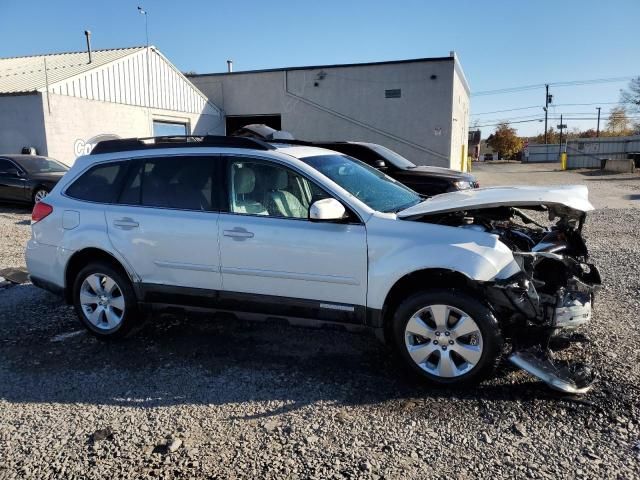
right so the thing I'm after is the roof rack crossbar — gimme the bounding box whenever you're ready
[90,135,275,155]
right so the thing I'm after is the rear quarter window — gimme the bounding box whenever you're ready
[66,162,129,203]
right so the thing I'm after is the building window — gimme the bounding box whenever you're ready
[153,120,188,137]
[385,89,402,99]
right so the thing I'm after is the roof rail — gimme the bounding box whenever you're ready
[267,138,314,146]
[90,135,275,155]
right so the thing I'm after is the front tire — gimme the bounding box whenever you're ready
[72,262,139,339]
[392,289,502,386]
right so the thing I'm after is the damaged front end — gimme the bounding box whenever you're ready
[408,195,601,393]
[485,245,601,394]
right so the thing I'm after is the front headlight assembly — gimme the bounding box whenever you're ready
[453,180,473,190]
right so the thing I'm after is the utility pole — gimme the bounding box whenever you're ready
[596,107,601,137]
[557,114,567,158]
[544,84,550,144]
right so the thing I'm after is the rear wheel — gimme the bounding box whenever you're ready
[72,262,138,339]
[392,289,502,386]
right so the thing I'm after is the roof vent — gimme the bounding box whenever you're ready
[84,30,92,63]
[385,89,401,99]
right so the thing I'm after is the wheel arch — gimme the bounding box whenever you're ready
[64,247,137,304]
[379,268,482,343]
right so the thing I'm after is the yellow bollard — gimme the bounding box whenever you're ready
[560,152,567,171]
[460,145,468,172]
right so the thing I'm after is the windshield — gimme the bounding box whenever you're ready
[361,143,416,169]
[300,154,421,213]
[16,157,68,174]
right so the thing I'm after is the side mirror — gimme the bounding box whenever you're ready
[309,198,347,222]
[373,159,387,169]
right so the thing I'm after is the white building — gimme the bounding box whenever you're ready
[0,46,223,165]
[190,53,470,169]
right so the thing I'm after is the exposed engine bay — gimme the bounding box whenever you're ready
[415,204,602,394]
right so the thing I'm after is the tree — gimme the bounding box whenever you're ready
[578,128,598,138]
[606,106,631,135]
[531,127,559,144]
[486,122,524,159]
[529,126,601,143]
[620,77,640,113]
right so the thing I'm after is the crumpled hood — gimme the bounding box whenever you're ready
[397,185,594,219]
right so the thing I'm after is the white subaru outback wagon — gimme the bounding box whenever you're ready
[26,136,601,393]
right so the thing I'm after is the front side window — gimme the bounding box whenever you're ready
[300,154,421,213]
[126,157,214,211]
[66,162,128,203]
[228,160,327,219]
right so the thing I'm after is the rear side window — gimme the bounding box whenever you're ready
[118,157,215,211]
[66,162,128,203]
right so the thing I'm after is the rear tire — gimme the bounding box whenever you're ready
[72,261,139,339]
[392,289,502,386]
[33,188,49,204]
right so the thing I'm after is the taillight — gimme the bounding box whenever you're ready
[32,201,53,223]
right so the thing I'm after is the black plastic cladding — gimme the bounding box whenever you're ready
[90,136,276,155]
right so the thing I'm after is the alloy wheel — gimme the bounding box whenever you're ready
[404,304,483,378]
[33,189,48,203]
[79,273,126,331]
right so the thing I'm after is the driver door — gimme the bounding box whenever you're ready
[218,155,368,323]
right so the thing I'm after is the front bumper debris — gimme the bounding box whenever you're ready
[509,349,595,394]
[485,262,601,394]
[553,291,591,330]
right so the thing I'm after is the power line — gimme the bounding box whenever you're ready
[471,105,540,116]
[471,101,625,116]
[471,75,635,97]
[474,115,640,128]
[473,118,544,128]
[473,108,635,124]
[554,101,624,107]
[476,113,549,123]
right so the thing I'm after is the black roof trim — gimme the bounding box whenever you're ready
[90,136,275,155]
[268,139,314,147]
[189,57,454,78]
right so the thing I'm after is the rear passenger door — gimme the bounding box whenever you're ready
[105,155,223,296]
[0,158,26,202]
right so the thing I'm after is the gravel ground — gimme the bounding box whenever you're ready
[0,206,31,271]
[1,166,639,479]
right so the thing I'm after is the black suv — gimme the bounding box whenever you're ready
[232,125,478,197]
[313,141,479,196]
[0,154,68,204]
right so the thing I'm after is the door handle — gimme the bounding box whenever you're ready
[223,227,254,240]
[113,218,139,230]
